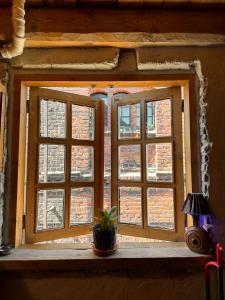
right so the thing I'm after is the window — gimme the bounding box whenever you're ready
[23,85,186,244]
[25,88,104,243]
[111,87,185,241]
[91,93,108,129]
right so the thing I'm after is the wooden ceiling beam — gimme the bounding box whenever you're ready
[20,9,225,34]
[1,8,225,41]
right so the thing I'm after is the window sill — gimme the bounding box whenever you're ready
[0,242,210,273]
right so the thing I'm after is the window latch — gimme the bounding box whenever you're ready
[26,100,29,113]
[22,214,26,229]
[181,99,184,112]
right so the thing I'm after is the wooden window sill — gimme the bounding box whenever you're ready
[0,242,210,272]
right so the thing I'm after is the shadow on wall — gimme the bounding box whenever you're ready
[0,271,206,300]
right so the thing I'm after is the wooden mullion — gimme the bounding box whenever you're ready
[144,137,173,144]
[64,100,71,230]
[93,99,103,219]
[26,87,39,243]
[142,100,148,229]
[146,182,175,189]
[70,181,95,188]
[117,181,143,187]
[98,99,105,210]
[38,137,67,145]
[111,101,118,208]
[71,140,95,146]
[35,182,66,189]
[171,87,185,239]
[117,139,142,145]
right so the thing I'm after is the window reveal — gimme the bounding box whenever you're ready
[25,86,185,243]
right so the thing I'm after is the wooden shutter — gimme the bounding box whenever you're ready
[26,87,104,243]
[111,87,185,241]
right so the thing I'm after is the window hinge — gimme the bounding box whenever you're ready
[26,100,29,113]
[181,99,184,112]
[22,214,26,229]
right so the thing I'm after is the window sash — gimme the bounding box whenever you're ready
[111,87,185,241]
[25,87,104,243]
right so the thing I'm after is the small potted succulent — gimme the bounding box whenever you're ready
[93,206,118,256]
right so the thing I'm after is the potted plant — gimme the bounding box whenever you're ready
[93,206,118,256]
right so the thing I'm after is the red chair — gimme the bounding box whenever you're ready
[205,243,224,300]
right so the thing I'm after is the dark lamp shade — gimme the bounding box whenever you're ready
[182,193,210,216]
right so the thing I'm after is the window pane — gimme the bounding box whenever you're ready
[70,187,94,225]
[146,143,173,182]
[72,105,94,140]
[37,189,64,231]
[119,144,141,181]
[119,187,142,225]
[118,103,141,139]
[147,188,174,230]
[104,183,111,210]
[71,146,94,181]
[38,144,65,183]
[40,99,66,138]
[146,99,171,138]
[91,93,108,129]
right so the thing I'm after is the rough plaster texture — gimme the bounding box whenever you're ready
[136,47,225,249]
[2,46,225,299]
[136,53,212,198]
[0,271,206,300]
[11,48,120,69]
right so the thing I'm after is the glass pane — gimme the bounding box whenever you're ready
[71,146,94,181]
[91,93,108,129]
[104,183,111,210]
[72,105,94,140]
[119,187,142,225]
[70,187,94,225]
[37,189,64,231]
[147,188,174,230]
[119,144,141,181]
[39,144,65,183]
[118,103,141,139]
[40,99,66,138]
[146,143,173,182]
[146,99,171,138]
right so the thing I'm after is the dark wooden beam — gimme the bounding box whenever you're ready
[1,9,225,40]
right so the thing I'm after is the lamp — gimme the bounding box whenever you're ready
[182,193,212,254]
[182,193,211,226]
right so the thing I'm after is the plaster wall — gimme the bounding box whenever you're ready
[0,270,206,300]
[0,62,8,246]
[5,46,225,245]
[1,46,225,300]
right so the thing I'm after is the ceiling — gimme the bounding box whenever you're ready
[1,0,225,9]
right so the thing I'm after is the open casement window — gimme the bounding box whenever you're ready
[26,88,104,243]
[111,87,185,241]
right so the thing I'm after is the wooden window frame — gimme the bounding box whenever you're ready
[26,87,104,243]
[8,73,199,247]
[0,82,6,172]
[112,87,184,241]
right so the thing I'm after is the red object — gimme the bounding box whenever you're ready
[205,243,224,300]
